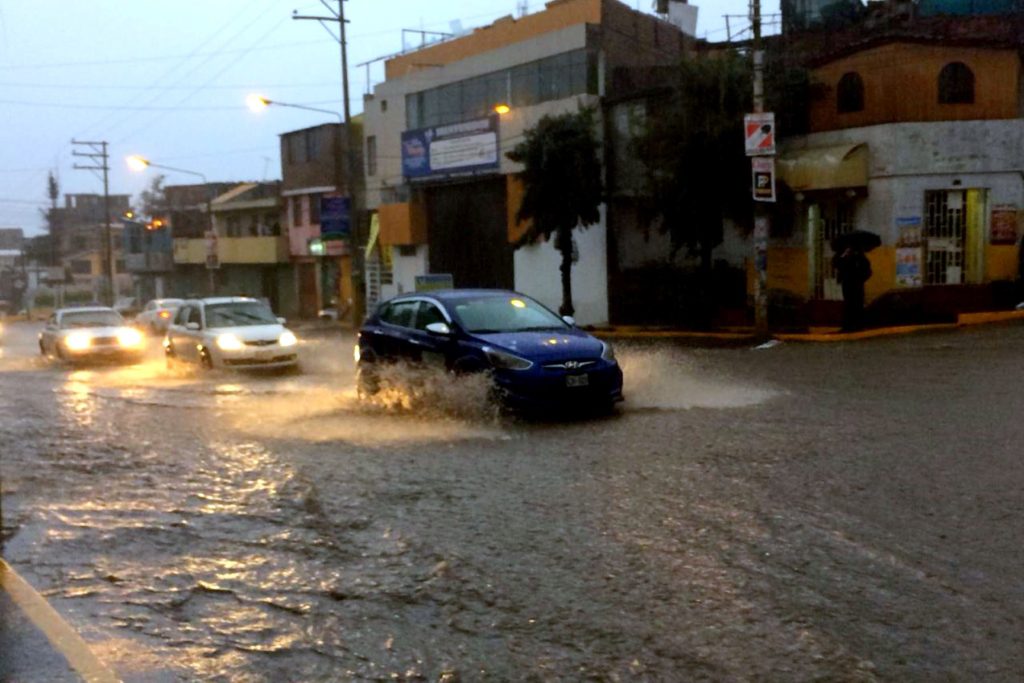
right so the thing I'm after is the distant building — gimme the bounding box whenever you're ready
[772,3,1024,323]
[362,0,693,325]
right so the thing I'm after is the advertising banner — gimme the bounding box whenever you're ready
[990,204,1018,245]
[751,157,776,203]
[402,116,499,180]
[896,247,923,287]
[320,196,351,239]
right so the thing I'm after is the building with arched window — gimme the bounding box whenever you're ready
[770,7,1024,325]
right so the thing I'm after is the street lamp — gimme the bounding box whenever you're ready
[127,155,217,295]
[247,94,356,324]
[246,94,343,123]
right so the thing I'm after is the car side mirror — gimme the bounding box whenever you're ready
[185,322,200,331]
[277,317,286,325]
[425,322,452,336]
[562,315,576,327]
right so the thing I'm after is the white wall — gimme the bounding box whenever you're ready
[381,244,430,301]
[514,207,609,326]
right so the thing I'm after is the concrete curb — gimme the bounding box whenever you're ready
[591,309,1024,344]
[0,559,120,682]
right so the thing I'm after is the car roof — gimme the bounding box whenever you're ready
[387,289,520,304]
[56,306,117,315]
[183,297,261,306]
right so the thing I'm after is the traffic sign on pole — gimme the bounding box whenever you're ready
[744,112,776,156]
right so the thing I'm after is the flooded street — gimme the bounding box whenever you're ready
[2,321,1024,681]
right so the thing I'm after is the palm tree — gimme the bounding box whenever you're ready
[506,108,603,318]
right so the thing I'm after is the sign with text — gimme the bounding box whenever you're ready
[751,157,776,203]
[402,116,499,180]
[415,273,454,292]
[744,112,775,156]
[320,196,351,239]
[990,205,1018,245]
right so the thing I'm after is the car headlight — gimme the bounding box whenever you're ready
[353,344,361,363]
[117,328,144,348]
[600,341,616,363]
[483,346,533,371]
[216,333,245,351]
[278,331,298,347]
[65,331,92,352]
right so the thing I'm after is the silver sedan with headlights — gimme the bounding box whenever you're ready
[164,297,299,371]
[38,306,146,363]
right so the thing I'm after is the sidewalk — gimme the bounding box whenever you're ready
[0,559,119,682]
[590,309,1024,344]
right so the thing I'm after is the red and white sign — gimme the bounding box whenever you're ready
[744,113,775,156]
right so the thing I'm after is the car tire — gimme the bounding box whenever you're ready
[356,362,379,398]
[453,356,485,375]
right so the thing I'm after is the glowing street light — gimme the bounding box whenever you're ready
[493,103,511,115]
[245,94,342,123]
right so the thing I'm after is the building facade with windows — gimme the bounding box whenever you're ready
[773,9,1024,322]
[362,0,693,325]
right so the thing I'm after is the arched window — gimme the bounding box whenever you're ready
[837,72,865,114]
[938,62,975,104]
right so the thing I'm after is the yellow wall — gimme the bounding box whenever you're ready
[386,0,602,79]
[866,247,896,303]
[378,201,427,246]
[987,244,1020,281]
[173,237,288,265]
[766,247,809,297]
[811,43,1020,132]
[506,175,532,243]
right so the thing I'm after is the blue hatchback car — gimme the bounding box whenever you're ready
[356,289,623,410]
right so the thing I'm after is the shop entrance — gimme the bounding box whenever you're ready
[424,178,514,290]
[809,199,857,300]
[923,189,987,285]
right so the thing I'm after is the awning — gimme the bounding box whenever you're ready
[776,143,868,192]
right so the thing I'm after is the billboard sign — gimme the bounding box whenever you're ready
[402,116,499,180]
[320,196,351,239]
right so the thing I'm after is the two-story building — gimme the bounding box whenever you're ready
[773,3,1024,323]
[362,0,694,325]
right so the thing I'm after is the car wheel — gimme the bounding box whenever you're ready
[453,356,485,375]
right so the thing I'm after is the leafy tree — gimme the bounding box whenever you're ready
[37,170,61,265]
[139,174,168,217]
[506,108,603,317]
[635,52,752,272]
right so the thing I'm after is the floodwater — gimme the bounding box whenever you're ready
[2,321,1023,681]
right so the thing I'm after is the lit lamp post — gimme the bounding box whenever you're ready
[127,155,217,295]
[248,93,355,323]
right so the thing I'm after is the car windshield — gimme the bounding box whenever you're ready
[61,311,123,328]
[205,302,278,328]
[154,299,183,308]
[451,295,568,334]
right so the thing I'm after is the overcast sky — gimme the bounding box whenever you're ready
[0,0,778,235]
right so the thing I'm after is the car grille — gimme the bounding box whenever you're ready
[224,354,297,366]
[92,337,118,346]
[542,360,597,371]
[244,339,277,347]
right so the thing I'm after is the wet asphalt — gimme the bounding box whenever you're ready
[1,320,1023,682]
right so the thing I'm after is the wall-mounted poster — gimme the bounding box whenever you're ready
[990,205,1018,245]
[896,247,923,287]
[896,216,922,247]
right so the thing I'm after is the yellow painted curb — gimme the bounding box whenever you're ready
[592,330,754,340]
[957,310,1024,326]
[0,559,120,683]
[776,323,958,342]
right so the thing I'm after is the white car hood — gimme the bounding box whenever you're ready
[207,324,286,342]
[58,325,126,338]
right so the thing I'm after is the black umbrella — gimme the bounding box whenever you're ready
[831,230,882,253]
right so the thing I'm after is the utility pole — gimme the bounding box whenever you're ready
[750,0,770,336]
[72,139,115,306]
[293,0,365,326]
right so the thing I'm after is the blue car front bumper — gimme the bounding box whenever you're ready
[492,362,624,409]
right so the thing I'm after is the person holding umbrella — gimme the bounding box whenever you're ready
[832,230,880,332]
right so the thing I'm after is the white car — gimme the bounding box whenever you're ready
[135,298,184,335]
[164,297,299,370]
[38,306,146,363]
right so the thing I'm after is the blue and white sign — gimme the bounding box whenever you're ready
[320,196,351,239]
[402,116,499,180]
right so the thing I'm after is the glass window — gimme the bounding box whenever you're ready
[60,310,124,328]
[366,135,377,176]
[451,295,568,333]
[309,193,322,225]
[174,307,190,326]
[187,306,203,327]
[415,301,446,331]
[461,74,489,121]
[837,72,864,113]
[380,300,418,328]
[422,89,440,128]
[437,82,462,126]
[205,302,278,328]
[511,61,540,107]
[305,128,322,161]
[939,62,974,104]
